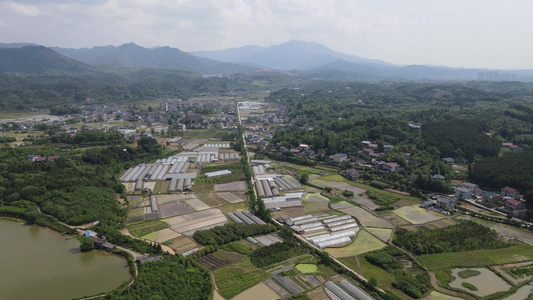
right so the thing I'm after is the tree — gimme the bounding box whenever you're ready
[78,236,95,252]
[299,173,309,184]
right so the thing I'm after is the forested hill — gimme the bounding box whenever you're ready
[54,42,255,75]
[0,46,92,75]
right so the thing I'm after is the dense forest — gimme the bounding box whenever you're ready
[393,221,514,255]
[422,119,501,160]
[0,70,274,110]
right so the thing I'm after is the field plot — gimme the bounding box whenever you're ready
[196,254,231,270]
[326,230,387,258]
[165,235,198,254]
[195,193,225,207]
[160,180,170,193]
[159,202,192,218]
[143,228,181,243]
[303,193,330,212]
[163,208,227,235]
[392,205,443,224]
[157,194,193,205]
[340,206,394,228]
[426,218,458,228]
[217,192,245,203]
[306,287,330,300]
[324,181,366,195]
[423,291,463,300]
[331,201,355,210]
[233,282,280,300]
[186,199,210,211]
[295,264,318,273]
[366,227,393,242]
[143,181,156,191]
[127,220,169,237]
[214,181,246,191]
[214,258,272,299]
[352,195,379,210]
[124,182,135,192]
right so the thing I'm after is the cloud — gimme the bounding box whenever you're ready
[7,2,44,17]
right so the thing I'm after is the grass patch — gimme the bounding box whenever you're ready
[458,269,481,279]
[418,244,533,270]
[358,255,398,293]
[295,264,318,274]
[153,181,162,193]
[461,282,477,291]
[346,181,419,201]
[214,258,271,299]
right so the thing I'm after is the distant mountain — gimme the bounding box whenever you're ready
[54,43,254,75]
[0,46,92,75]
[191,40,391,71]
[0,43,40,48]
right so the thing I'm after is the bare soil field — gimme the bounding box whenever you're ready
[280,207,306,218]
[214,181,246,191]
[124,182,135,192]
[143,181,156,191]
[159,202,192,218]
[164,208,227,235]
[331,201,355,210]
[217,192,245,203]
[196,254,231,270]
[186,198,211,211]
[340,207,394,229]
[233,282,280,300]
[392,205,443,224]
[157,194,197,205]
[352,195,379,210]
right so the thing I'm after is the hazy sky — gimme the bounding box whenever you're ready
[1,0,532,69]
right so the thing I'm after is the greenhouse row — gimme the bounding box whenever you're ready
[226,210,266,225]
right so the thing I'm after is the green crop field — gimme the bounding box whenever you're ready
[418,244,533,270]
[295,264,318,274]
[127,220,169,237]
[214,258,271,299]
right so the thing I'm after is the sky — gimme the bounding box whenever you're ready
[1,0,532,70]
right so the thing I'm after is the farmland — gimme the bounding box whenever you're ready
[326,230,387,257]
[213,258,271,299]
[418,244,533,270]
[340,206,395,228]
[392,205,443,224]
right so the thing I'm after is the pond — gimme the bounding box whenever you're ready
[449,267,512,297]
[0,219,130,300]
